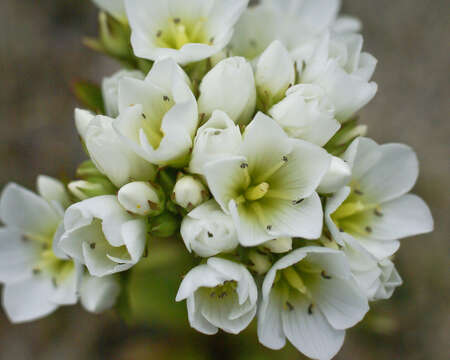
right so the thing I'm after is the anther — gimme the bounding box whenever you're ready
[163,95,170,102]
[240,163,248,169]
[292,199,304,205]
[218,292,227,299]
[142,113,146,119]
[156,30,162,38]
[365,226,373,233]
[286,301,294,311]
[90,243,96,250]
[266,225,272,231]
[52,277,58,288]
[207,232,213,238]
[282,155,288,162]
[32,268,41,275]
[143,247,148,258]
[173,18,181,24]
[374,209,383,217]
[148,200,159,210]
[308,303,314,315]
[354,189,363,195]
[209,37,215,44]
[321,271,332,280]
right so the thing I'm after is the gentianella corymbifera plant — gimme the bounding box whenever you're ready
[0,1,433,359]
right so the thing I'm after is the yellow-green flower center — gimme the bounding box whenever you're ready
[155,17,211,50]
[206,280,238,300]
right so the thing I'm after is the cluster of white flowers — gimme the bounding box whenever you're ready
[0,1,433,359]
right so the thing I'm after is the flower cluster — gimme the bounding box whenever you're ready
[0,1,433,359]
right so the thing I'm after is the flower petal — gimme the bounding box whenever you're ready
[257,289,286,349]
[80,274,121,313]
[37,175,71,209]
[281,293,345,360]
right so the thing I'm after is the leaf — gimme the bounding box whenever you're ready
[72,80,105,114]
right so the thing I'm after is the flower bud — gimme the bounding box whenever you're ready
[325,119,368,156]
[262,237,293,254]
[118,181,165,216]
[317,156,352,194]
[248,250,271,275]
[256,40,295,109]
[102,70,144,118]
[76,160,104,180]
[172,176,209,210]
[198,57,256,125]
[75,108,95,143]
[98,12,132,60]
[68,179,116,201]
[148,212,180,238]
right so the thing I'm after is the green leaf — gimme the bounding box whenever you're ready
[72,80,105,114]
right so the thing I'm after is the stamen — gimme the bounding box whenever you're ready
[90,243,96,249]
[286,301,294,311]
[321,271,332,280]
[374,209,383,217]
[266,225,272,231]
[292,199,304,205]
[156,30,162,38]
[245,182,270,201]
[141,113,146,119]
[283,267,308,295]
[207,232,213,238]
[240,163,248,168]
[32,268,41,275]
[354,189,364,195]
[365,226,373,233]
[254,157,288,183]
[308,303,314,315]
[163,95,170,102]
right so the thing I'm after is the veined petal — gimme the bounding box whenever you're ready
[187,296,218,335]
[0,183,60,239]
[259,192,324,240]
[310,277,369,330]
[343,137,381,180]
[355,237,400,260]
[2,276,58,323]
[257,289,286,349]
[241,112,292,182]
[359,143,419,203]
[203,156,249,212]
[0,228,39,284]
[281,293,345,360]
[176,264,226,301]
[268,140,331,200]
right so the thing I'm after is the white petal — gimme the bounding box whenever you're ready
[37,175,71,209]
[256,40,295,101]
[2,276,58,323]
[74,108,95,142]
[198,57,256,125]
[176,264,225,301]
[359,143,419,203]
[82,241,132,277]
[241,112,293,183]
[310,277,369,330]
[259,192,324,240]
[203,156,249,212]
[355,237,400,260]
[93,0,127,22]
[343,137,381,180]
[268,139,331,200]
[257,290,286,349]
[80,274,121,313]
[317,156,351,194]
[281,293,345,360]
[187,296,218,335]
[353,194,433,240]
[0,228,39,284]
[120,218,147,262]
[0,183,60,239]
[49,262,82,305]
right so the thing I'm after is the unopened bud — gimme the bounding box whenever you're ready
[98,12,132,60]
[118,181,165,216]
[68,179,116,201]
[262,237,292,254]
[172,176,209,210]
[148,212,180,238]
[76,160,104,180]
[325,119,368,156]
[248,250,271,275]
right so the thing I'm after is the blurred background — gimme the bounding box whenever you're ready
[0,0,448,359]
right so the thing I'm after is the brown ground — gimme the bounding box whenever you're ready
[0,0,448,359]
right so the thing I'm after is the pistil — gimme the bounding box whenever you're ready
[245,182,269,201]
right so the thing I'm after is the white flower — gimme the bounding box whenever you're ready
[317,155,351,194]
[60,195,147,277]
[181,200,239,257]
[82,113,156,188]
[0,179,80,323]
[255,40,295,107]
[198,57,256,125]
[118,181,165,216]
[172,176,209,210]
[258,246,369,360]
[176,257,257,335]
[102,69,145,118]
[114,58,198,167]
[230,0,341,59]
[298,32,378,122]
[125,0,249,65]
[204,112,331,247]
[263,237,293,254]
[92,0,127,23]
[341,237,402,301]
[75,108,93,142]
[79,273,121,313]
[325,137,434,260]
[269,84,340,146]
[189,110,242,176]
